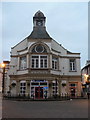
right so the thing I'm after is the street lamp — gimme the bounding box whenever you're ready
[1,63,6,94]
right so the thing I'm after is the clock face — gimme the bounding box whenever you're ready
[37,21,43,26]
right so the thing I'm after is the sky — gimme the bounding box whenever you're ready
[0,1,88,68]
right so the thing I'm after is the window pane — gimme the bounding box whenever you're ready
[31,83,39,85]
[32,56,39,58]
[20,56,27,70]
[40,82,47,85]
[70,84,76,86]
[31,55,48,68]
[70,59,76,71]
[20,82,26,95]
[40,56,47,58]
[55,61,57,69]
[52,61,54,69]
[41,59,43,68]
[23,83,26,86]
[32,59,34,68]
[44,60,47,68]
[36,59,39,68]
[52,58,58,70]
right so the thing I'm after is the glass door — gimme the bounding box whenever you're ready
[35,87,43,99]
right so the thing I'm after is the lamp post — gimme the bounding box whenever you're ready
[1,63,6,94]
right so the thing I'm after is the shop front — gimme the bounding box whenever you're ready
[30,80,48,99]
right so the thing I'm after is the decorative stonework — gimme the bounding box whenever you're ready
[31,70,48,74]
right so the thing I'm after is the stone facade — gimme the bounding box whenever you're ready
[8,11,81,99]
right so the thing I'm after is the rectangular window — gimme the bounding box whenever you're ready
[20,56,27,70]
[32,59,34,68]
[40,82,47,85]
[52,58,58,70]
[69,59,76,71]
[31,55,47,68]
[52,80,58,96]
[31,83,39,85]
[36,59,39,68]
[70,84,76,87]
[45,59,47,68]
[40,59,43,68]
[31,56,39,68]
[20,81,26,95]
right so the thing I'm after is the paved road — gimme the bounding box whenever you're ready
[2,99,88,118]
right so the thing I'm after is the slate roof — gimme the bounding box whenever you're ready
[28,27,52,39]
[34,10,45,18]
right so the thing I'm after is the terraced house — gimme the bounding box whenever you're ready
[8,11,81,99]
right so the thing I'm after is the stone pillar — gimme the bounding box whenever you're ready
[16,81,20,96]
[17,57,20,70]
[58,79,61,96]
[49,54,52,69]
[26,80,30,96]
[27,54,29,68]
[48,80,52,98]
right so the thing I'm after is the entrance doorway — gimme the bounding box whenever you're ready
[35,87,43,99]
[70,88,75,97]
[30,80,48,99]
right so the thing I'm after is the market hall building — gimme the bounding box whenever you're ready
[8,11,81,99]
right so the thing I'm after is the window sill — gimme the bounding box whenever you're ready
[69,70,77,72]
[30,68,49,70]
[17,68,28,71]
[52,69,59,71]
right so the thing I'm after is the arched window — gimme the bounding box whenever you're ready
[30,44,48,69]
[31,44,47,53]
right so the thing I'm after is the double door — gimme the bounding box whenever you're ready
[35,87,43,99]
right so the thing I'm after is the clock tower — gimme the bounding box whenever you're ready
[28,10,52,39]
[33,10,46,27]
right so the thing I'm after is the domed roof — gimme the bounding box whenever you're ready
[34,10,45,18]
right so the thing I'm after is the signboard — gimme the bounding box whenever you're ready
[43,87,48,90]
